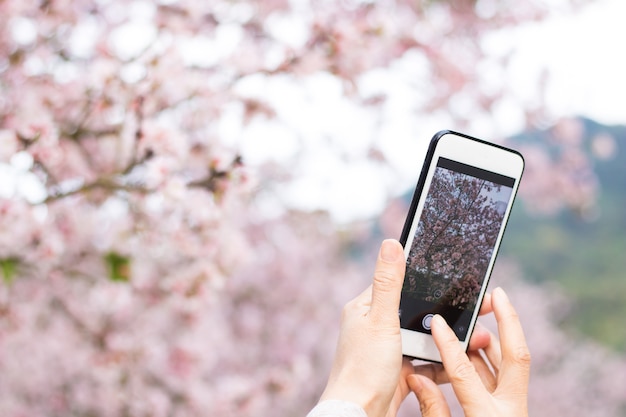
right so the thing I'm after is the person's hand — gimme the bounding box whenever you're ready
[407,287,531,417]
[318,239,495,417]
[319,239,405,417]
[410,296,494,385]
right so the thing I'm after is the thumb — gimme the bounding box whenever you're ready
[408,374,452,417]
[369,239,405,324]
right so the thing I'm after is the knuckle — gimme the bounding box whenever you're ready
[449,360,477,383]
[510,345,532,368]
[505,309,521,323]
[373,268,396,290]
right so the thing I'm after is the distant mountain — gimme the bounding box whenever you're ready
[501,117,626,351]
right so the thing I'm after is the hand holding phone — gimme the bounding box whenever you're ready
[399,130,524,362]
[408,287,531,417]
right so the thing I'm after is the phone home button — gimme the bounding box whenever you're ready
[422,314,434,331]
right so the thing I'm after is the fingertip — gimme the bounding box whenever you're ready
[430,314,449,335]
[379,239,403,262]
[430,314,458,349]
[369,239,405,323]
[406,373,425,394]
[431,314,446,328]
[408,374,452,417]
[408,374,440,398]
[478,292,493,316]
[493,287,510,304]
[467,322,491,351]
[492,287,518,322]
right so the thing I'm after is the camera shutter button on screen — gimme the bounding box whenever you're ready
[422,314,434,330]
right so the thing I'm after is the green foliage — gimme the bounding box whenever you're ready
[501,118,626,351]
[0,258,18,284]
[104,252,131,282]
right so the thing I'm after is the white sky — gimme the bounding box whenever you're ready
[498,0,626,126]
[242,0,626,222]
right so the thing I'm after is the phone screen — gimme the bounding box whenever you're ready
[400,157,515,339]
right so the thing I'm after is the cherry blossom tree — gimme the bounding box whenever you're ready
[405,168,508,309]
[1,0,623,417]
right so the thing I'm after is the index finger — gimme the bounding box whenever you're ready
[492,287,531,397]
[478,292,493,316]
[431,315,489,406]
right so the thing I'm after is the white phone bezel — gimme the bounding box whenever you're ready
[401,131,524,362]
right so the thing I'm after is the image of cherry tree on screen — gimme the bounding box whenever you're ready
[404,166,513,311]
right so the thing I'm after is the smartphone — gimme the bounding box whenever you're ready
[399,130,524,362]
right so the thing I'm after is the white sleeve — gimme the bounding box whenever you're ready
[306,400,368,417]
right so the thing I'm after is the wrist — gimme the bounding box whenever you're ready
[320,384,386,417]
[307,400,368,417]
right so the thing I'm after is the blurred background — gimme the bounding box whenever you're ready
[0,0,624,416]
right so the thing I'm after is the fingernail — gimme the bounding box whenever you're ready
[408,374,424,393]
[494,287,509,302]
[431,314,446,329]
[380,239,400,262]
